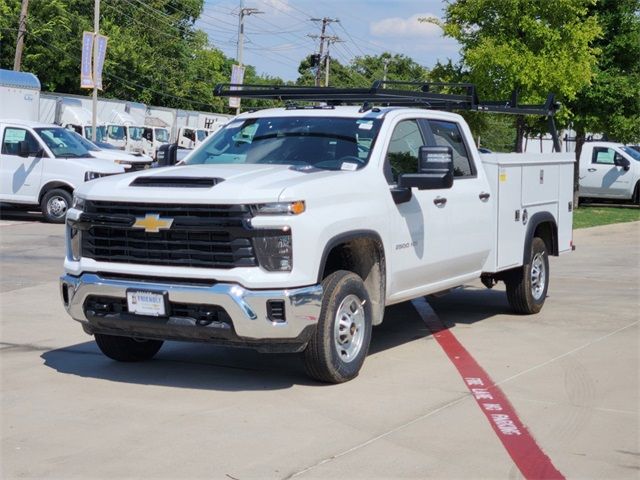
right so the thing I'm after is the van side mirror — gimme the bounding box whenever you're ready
[614,154,630,171]
[398,146,454,190]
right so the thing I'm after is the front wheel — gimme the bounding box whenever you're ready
[40,188,72,223]
[94,333,164,362]
[505,237,549,314]
[304,270,372,383]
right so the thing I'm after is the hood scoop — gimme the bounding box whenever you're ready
[130,176,223,188]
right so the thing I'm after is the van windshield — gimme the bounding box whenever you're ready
[155,128,169,143]
[621,146,640,161]
[184,116,382,170]
[35,127,91,158]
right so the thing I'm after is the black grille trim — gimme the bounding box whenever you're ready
[81,201,259,269]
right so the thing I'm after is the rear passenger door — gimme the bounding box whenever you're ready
[422,118,493,280]
[0,126,45,202]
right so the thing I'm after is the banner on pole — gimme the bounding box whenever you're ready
[229,64,245,109]
[93,34,108,90]
[80,32,94,89]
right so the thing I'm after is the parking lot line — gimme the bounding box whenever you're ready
[413,298,566,480]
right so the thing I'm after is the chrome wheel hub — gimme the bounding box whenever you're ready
[530,252,546,300]
[48,196,68,218]
[333,294,365,363]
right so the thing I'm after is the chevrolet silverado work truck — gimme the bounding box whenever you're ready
[60,84,574,383]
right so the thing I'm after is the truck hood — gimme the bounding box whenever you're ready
[89,150,152,163]
[74,163,347,203]
[61,156,125,174]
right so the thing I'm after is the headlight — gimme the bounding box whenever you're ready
[251,201,305,216]
[84,171,107,181]
[114,160,132,169]
[72,196,85,210]
[254,232,292,272]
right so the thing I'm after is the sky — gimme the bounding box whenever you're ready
[196,0,461,81]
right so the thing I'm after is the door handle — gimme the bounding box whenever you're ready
[479,192,491,201]
[587,168,597,172]
[433,197,447,206]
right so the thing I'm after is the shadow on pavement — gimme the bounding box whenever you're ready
[0,205,46,223]
[41,288,511,390]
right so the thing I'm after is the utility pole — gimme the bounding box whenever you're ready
[309,17,339,87]
[13,0,29,71]
[235,1,262,114]
[91,0,100,142]
[382,57,390,86]
[324,36,342,87]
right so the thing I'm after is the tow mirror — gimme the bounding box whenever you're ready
[614,154,630,171]
[398,146,454,190]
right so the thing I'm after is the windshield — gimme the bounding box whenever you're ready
[185,116,382,170]
[197,129,208,142]
[621,146,640,161]
[85,125,106,143]
[70,131,99,151]
[108,125,126,140]
[35,127,91,158]
[155,128,169,143]
[129,126,143,141]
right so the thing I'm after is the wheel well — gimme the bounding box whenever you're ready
[533,221,558,256]
[39,182,74,204]
[321,236,386,326]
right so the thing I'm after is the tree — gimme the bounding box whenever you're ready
[570,0,640,154]
[423,0,602,151]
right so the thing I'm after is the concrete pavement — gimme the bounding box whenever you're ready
[1,216,638,479]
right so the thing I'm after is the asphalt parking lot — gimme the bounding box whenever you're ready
[1,212,638,479]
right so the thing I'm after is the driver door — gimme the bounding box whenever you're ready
[581,146,633,198]
[0,127,45,202]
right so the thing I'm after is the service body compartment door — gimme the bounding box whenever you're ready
[496,164,525,269]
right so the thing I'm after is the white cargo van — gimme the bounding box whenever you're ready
[578,141,640,204]
[0,120,124,222]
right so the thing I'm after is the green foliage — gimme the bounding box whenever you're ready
[573,206,640,229]
[425,0,602,123]
[570,0,640,143]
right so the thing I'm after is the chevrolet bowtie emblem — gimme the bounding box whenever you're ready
[132,213,174,233]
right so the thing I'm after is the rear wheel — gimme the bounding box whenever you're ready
[94,333,163,362]
[40,188,72,223]
[633,182,640,205]
[304,270,372,383]
[505,237,549,314]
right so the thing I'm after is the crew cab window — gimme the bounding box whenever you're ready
[428,120,474,177]
[1,128,40,156]
[592,147,615,165]
[385,120,425,183]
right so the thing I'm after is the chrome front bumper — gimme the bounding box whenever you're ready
[60,273,323,343]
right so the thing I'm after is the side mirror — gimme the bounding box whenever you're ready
[614,154,630,171]
[398,146,454,190]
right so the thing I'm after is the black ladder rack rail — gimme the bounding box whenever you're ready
[213,81,559,116]
[213,80,562,151]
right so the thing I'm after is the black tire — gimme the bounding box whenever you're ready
[40,188,72,223]
[505,237,549,314]
[304,270,373,383]
[94,333,163,362]
[633,182,640,206]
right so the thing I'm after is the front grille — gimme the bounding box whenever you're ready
[127,162,151,172]
[81,201,257,269]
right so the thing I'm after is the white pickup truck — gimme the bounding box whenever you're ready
[578,141,640,204]
[0,120,124,222]
[60,97,574,383]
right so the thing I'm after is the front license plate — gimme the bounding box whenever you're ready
[126,290,167,317]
